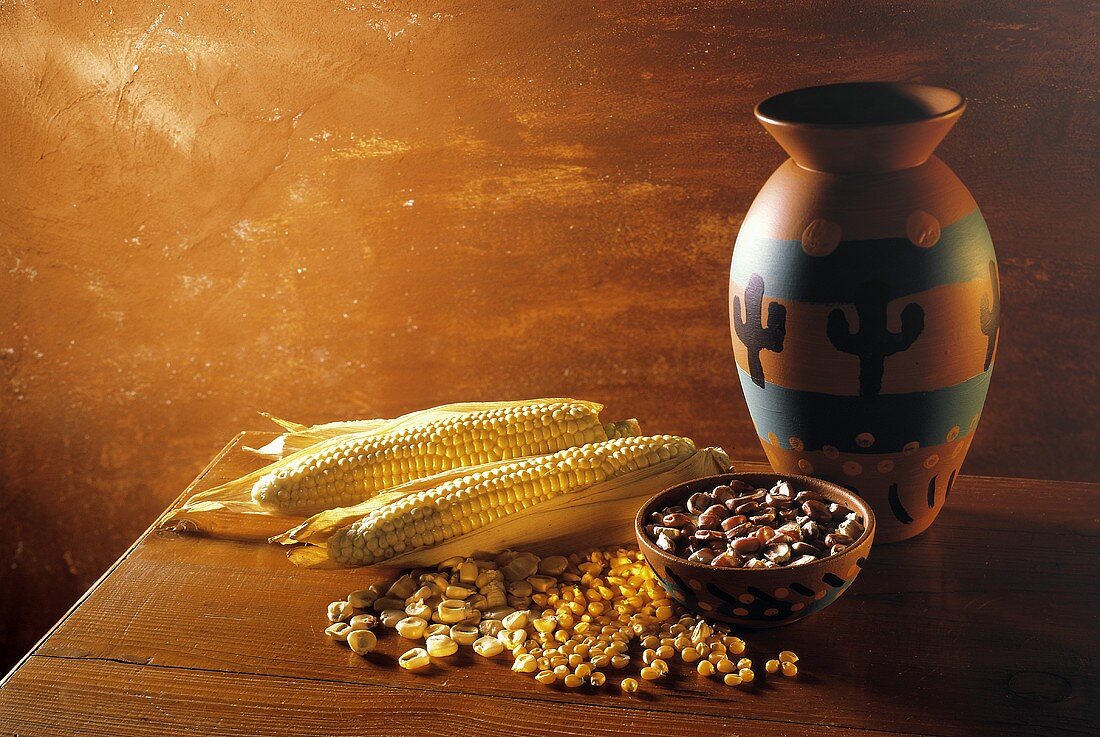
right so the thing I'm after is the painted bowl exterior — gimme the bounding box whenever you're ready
[635,473,875,628]
[730,92,999,543]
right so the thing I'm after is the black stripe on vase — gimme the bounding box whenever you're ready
[946,469,958,501]
[927,475,938,508]
[790,582,815,598]
[889,483,914,524]
[822,573,846,588]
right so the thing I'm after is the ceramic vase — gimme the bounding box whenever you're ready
[729,83,1000,543]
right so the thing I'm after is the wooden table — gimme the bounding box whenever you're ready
[1,433,1096,736]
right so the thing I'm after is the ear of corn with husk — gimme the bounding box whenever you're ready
[280,435,730,569]
[243,413,390,459]
[164,398,641,539]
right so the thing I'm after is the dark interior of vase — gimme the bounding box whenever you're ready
[758,82,963,126]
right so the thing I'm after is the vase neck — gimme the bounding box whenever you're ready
[755,82,965,175]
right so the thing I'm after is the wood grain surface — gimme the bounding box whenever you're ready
[1,433,1096,736]
[1,0,1097,676]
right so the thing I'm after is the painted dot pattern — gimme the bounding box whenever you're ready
[903,441,920,455]
[789,436,804,451]
[907,210,941,248]
[823,445,840,459]
[801,218,842,256]
[855,432,875,448]
[947,425,960,442]
[842,461,862,476]
[877,459,895,473]
[797,458,814,473]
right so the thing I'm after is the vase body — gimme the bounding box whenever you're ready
[730,83,1000,543]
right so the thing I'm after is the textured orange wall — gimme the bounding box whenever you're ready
[1,1,1097,670]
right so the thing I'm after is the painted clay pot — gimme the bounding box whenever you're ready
[636,473,875,628]
[729,83,999,543]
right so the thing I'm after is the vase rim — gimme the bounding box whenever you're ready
[755,82,966,131]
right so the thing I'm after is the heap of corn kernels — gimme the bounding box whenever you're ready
[323,547,800,690]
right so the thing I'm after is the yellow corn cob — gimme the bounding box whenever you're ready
[251,400,638,513]
[327,435,697,566]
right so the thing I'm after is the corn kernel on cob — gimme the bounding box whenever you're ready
[328,435,696,566]
[251,400,638,513]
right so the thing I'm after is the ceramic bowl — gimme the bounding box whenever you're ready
[635,472,875,628]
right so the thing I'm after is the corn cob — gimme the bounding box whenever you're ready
[327,435,698,566]
[251,400,638,513]
[244,414,389,459]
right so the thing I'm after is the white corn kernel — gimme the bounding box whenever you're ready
[446,584,474,600]
[450,624,479,646]
[380,609,405,628]
[498,629,526,650]
[348,589,378,609]
[502,610,529,631]
[398,648,430,670]
[437,599,469,624]
[512,654,538,673]
[404,600,431,621]
[395,616,428,640]
[426,634,458,657]
[473,636,504,657]
[327,601,353,623]
[347,629,377,655]
[324,622,351,641]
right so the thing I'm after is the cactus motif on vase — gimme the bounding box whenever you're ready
[979,260,1001,371]
[729,83,998,543]
[733,273,787,388]
[826,281,925,397]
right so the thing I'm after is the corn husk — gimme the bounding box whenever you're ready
[243,413,389,459]
[161,398,633,541]
[281,445,731,569]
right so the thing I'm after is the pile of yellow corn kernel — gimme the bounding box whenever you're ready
[323,547,800,691]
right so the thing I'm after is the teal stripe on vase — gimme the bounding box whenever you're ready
[731,208,994,304]
[737,367,992,454]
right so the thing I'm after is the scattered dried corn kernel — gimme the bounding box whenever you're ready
[697,660,715,676]
[395,616,427,640]
[739,668,755,683]
[620,677,639,693]
[347,629,377,655]
[535,669,556,685]
[426,634,458,657]
[779,650,800,663]
[564,674,584,688]
[723,673,743,686]
[512,654,538,673]
[450,624,479,646]
[765,659,781,674]
[324,622,351,641]
[472,636,504,657]
[640,666,662,681]
[781,661,798,677]
[398,648,430,670]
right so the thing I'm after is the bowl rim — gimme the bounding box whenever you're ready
[634,471,876,575]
